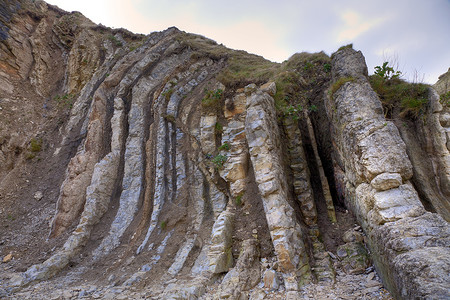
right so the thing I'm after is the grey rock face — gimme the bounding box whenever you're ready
[1,5,448,299]
[246,88,311,290]
[327,47,450,299]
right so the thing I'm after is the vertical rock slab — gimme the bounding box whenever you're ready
[327,47,450,299]
[245,88,311,291]
[208,208,234,274]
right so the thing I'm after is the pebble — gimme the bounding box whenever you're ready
[2,253,13,263]
[34,191,43,201]
[366,280,382,288]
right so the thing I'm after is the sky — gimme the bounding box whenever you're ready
[45,0,450,84]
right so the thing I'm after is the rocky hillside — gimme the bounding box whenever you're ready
[0,1,449,299]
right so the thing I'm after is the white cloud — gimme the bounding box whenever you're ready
[336,10,387,43]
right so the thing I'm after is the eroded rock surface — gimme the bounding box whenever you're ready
[0,1,448,299]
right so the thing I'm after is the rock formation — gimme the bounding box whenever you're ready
[0,1,448,299]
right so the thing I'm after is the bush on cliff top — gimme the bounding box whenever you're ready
[369,63,429,119]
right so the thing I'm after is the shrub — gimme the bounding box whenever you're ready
[374,62,402,80]
[202,88,223,108]
[282,104,303,120]
[212,154,227,169]
[218,142,230,151]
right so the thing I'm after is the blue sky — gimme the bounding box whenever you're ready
[46,0,450,83]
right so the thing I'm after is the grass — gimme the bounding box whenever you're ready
[337,43,353,52]
[54,93,75,109]
[160,220,167,230]
[26,138,42,160]
[369,75,429,119]
[202,88,223,108]
[162,88,174,101]
[176,31,333,119]
[108,34,123,47]
[329,76,356,97]
[235,192,244,206]
[214,122,223,135]
[273,52,331,114]
[440,91,450,106]
[29,138,42,152]
[176,32,278,89]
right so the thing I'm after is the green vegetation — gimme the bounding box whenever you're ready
[329,76,356,97]
[212,154,227,169]
[160,220,167,230]
[214,122,223,134]
[440,91,450,106]
[163,114,176,123]
[369,62,429,119]
[176,32,332,120]
[29,138,42,152]
[54,93,75,109]
[281,104,303,120]
[108,34,123,47]
[176,33,278,88]
[374,61,402,80]
[337,43,353,52]
[162,88,174,101]
[218,142,230,151]
[202,88,223,108]
[273,52,331,115]
[26,138,42,160]
[235,192,244,206]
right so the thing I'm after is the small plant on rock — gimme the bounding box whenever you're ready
[160,220,167,230]
[374,62,402,80]
[235,192,244,206]
[218,142,230,151]
[29,138,42,152]
[214,122,223,134]
[202,88,223,108]
[108,34,123,47]
[212,154,227,169]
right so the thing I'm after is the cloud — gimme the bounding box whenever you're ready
[336,10,387,43]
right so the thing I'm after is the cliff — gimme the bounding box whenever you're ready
[0,1,449,299]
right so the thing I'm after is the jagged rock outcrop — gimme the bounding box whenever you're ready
[1,1,449,299]
[326,47,450,299]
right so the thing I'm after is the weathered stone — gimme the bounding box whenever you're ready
[200,114,217,154]
[2,253,12,263]
[370,173,402,191]
[216,239,261,298]
[342,229,364,243]
[263,269,279,290]
[209,208,235,273]
[260,81,276,96]
[328,47,450,299]
[246,90,311,290]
